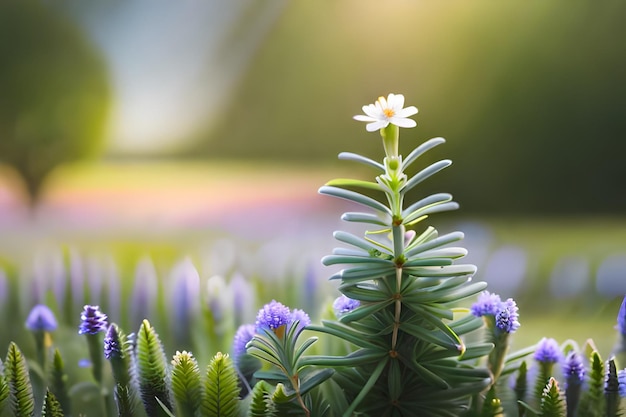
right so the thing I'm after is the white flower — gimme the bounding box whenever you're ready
[353,93,418,132]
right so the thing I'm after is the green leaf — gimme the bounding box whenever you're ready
[48,348,71,416]
[402,159,452,194]
[332,230,392,255]
[171,350,202,417]
[325,178,383,192]
[298,368,334,396]
[405,231,465,258]
[341,211,391,226]
[136,319,172,417]
[202,352,240,417]
[605,358,620,417]
[577,350,606,417]
[0,361,9,416]
[321,254,395,267]
[402,193,454,223]
[4,342,34,417]
[337,151,385,171]
[539,377,565,417]
[41,390,64,417]
[319,185,391,215]
[342,357,388,417]
[247,380,274,417]
[402,137,446,170]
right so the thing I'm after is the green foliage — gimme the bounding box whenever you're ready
[201,352,240,417]
[317,130,490,415]
[576,350,605,417]
[136,319,173,417]
[170,350,202,417]
[0,361,8,415]
[605,359,621,417]
[0,0,110,204]
[539,378,565,417]
[48,349,71,416]
[247,380,275,417]
[4,342,35,417]
[105,323,137,417]
[41,389,64,417]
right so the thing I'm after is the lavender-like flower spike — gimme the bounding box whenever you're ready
[471,291,502,317]
[563,351,585,386]
[617,296,626,336]
[255,300,291,332]
[534,337,562,364]
[104,324,123,360]
[78,305,108,335]
[495,298,520,334]
[618,369,626,397]
[333,295,360,317]
[25,304,58,332]
[232,324,255,363]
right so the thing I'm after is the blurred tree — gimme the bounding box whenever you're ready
[197,1,626,215]
[0,0,110,206]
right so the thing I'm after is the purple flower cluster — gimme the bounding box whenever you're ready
[232,324,255,362]
[333,294,360,317]
[617,296,626,336]
[78,305,108,335]
[471,291,520,334]
[25,304,58,332]
[562,351,585,387]
[619,369,626,397]
[534,337,562,364]
[254,300,311,333]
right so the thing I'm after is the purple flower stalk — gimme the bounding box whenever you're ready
[333,295,360,317]
[232,324,256,362]
[495,298,520,334]
[471,291,502,317]
[534,337,562,364]
[255,300,292,332]
[78,305,108,335]
[563,351,585,387]
[104,324,123,360]
[617,296,626,336]
[25,304,58,332]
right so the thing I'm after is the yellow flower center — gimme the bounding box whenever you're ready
[383,108,395,118]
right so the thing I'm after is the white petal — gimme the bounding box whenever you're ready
[353,114,376,122]
[392,94,405,110]
[396,106,418,117]
[392,117,417,128]
[363,104,382,118]
[377,96,388,109]
[366,120,389,131]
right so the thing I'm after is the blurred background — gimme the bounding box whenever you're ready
[1,0,626,374]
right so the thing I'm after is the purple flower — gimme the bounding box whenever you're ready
[232,324,255,363]
[534,337,562,364]
[495,298,520,334]
[617,296,626,336]
[104,324,123,360]
[290,309,311,334]
[255,300,291,332]
[78,305,108,335]
[333,295,360,317]
[471,291,502,317]
[25,304,58,332]
[563,351,585,387]
[618,369,626,397]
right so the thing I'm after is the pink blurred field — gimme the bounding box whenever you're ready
[0,161,352,237]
